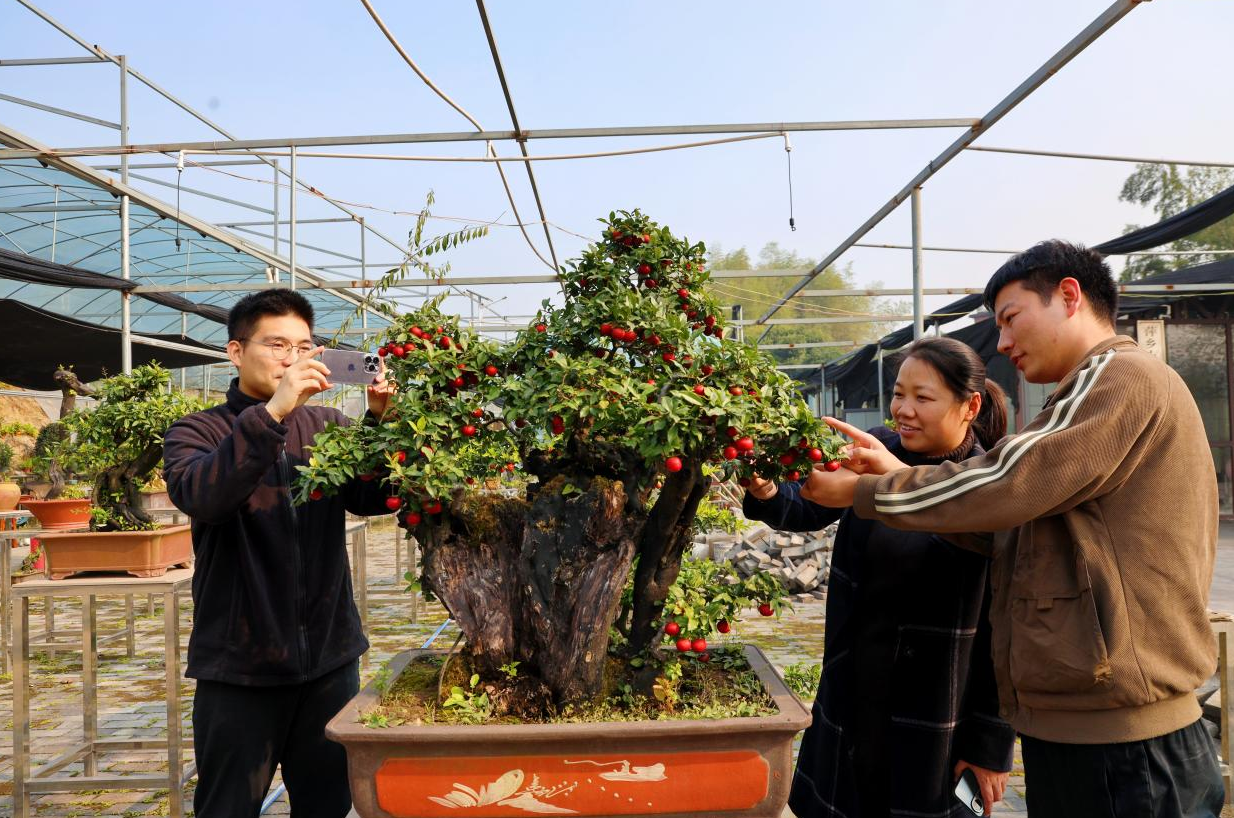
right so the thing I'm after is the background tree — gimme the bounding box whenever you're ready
[707,242,907,366]
[1119,163,1234,281]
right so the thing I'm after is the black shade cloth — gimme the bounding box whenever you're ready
[0,246,230,324]
[0,298,224,390]
[1094,183,1234,256]
[1115,257,1234,316]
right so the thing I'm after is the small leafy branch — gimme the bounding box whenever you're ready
[330,190,490,346]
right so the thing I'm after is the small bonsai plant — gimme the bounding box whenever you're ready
[53,365,203,531]
[297,210,843,715]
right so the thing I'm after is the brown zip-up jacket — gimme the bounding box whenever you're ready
[853,336,1217,744]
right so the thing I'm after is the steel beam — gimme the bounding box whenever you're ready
[0,119,983,160]
[0,92,119,130]
[754,0,1145,338]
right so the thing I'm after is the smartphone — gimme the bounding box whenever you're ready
[954,768,984,817]
[320,349,382,385]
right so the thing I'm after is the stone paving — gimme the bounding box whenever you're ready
[0,518,1031,816]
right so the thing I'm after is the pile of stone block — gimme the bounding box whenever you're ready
[695,522,838,602]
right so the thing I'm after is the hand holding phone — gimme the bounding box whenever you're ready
[954,768,984,817]
[320,349,382,385]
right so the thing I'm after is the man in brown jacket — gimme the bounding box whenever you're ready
[804,240,1223,817]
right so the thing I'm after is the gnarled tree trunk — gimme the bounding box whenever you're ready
[422,476,642,704]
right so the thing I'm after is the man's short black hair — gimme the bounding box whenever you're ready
[227,289,315,342]
[983,240,1118,326]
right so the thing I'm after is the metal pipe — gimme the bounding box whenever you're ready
[126,171,275,214]
[0,118,984,160]
[0,92,120,130]
[49,187,59,262]
[0,204,118,213]
[131,334,229,360]
[90,158,266,171]
[119,55,128,185]
[289,146,297,292]
[0,56,106,66]
[911,186,923,339]
[120,194,132,373]
[271,159,279,259]
[476,0,559,270]
[852,242,1234,257]
[360,217,368,331]
[877,349,885,419]
[754,0,1144,339]
[967,144,1234,169]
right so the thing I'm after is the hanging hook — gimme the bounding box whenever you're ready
[783,133,796,232]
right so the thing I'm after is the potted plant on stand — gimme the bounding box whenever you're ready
[299,210,844,818]
[38,365,204,579]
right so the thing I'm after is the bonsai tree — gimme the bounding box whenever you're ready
[297,210,843,706]
[54,365,203,531]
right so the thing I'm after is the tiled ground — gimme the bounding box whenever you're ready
[0,518,1030,816]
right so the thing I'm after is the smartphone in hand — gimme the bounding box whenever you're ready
[954,768,984,816]
[320,349,381,385]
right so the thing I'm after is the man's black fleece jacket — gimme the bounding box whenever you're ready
[163,379,393,686]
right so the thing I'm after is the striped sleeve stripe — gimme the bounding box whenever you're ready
[873,349,1117,515]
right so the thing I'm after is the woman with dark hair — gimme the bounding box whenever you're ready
[744,337,1014,817]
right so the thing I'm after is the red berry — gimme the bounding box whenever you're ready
[780,453,796,466]
[758,603,774,617]
[535,323,547,333]
[691,638,707,652]
[395,450,407,463]
[471,408,484,418]
[704,315,716,328]
[515,418,527,428]
[729,386,743,396]
[737,437,755,452]
[638,263,652,275]
[808,448,824,462]
[385,496,402,511]
[788,470,800,481]
[411,326,424,338]
[644,279,658,289]
[404,512,422,526]
[664,621,681,636]
[391,345,406,358]
[677,289,689,299]
[726,426,740,438]
[701,365,714,376]
[438,337,452,349]
[676,638,692,653]
[600,323,613,336]
[717,620,731,634]
[723,446,738,460]
[662,353,676,363]
[377,346,388,358]
[698,651,711,662]
[665,456,683,473]
[649,334,662,347]
[693,384,706,396]
[825,460,842,472]
[453,377,465,388]
[641,233,651,243]
[462,425,477,437]
[485,364,499,376]
[309,488,324,501]
[612,229,623,239]
[359,472,375,482]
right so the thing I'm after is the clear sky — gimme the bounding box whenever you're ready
[3,0,1232,339]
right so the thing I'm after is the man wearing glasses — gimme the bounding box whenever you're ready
[163,290,396,817]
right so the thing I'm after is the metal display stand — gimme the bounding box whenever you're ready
[10,567,195,818]
[1,523,139,673]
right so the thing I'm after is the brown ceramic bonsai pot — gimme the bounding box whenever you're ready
[0,481,20,511]
[38,523,193,580]
[19,498,92,531]
[327,644,811,818]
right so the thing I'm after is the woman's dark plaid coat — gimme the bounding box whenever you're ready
[744,434,1014,818]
